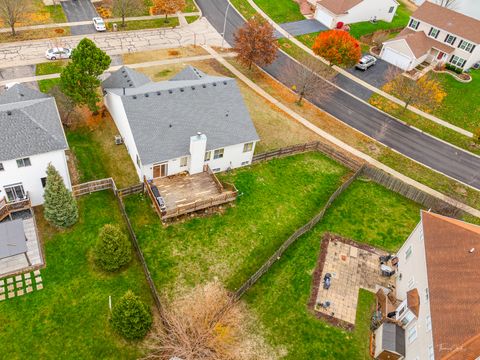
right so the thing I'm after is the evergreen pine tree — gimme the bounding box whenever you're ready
[43,164,78,228]
[94,224,131,271]
[111,290,152,340]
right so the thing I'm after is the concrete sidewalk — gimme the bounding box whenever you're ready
[244,0,473,139]
[0,13,201,33]
[202,45,480,218]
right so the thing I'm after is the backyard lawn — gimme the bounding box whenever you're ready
[36,60,68,93]
[243,178,422,359]
[124,152,350,297]
[348,2,411,39]
[252,0,305,23]
[0,191,153,359]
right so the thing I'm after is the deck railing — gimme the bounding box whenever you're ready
[0,194,32,221]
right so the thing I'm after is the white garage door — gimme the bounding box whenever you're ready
[381,47,412,70]
[315,9,333,28]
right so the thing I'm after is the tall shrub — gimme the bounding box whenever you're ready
[94,224,131,272]
[111,290,152,340]
[43,164,78,228]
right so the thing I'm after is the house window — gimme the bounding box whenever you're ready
[458,40,476,53]
[426,315,432,332]
[212,168,220,172]
[409,19,420,30]
[408,276,415,289]
[388,6,395,13]
[204,151,211,161]
[241,161,249,166]
[136,155,141,168]
[428,27,440,39]
[425,287,429,301]
[0,163,3,171]
[41,177,47,188]
[450,55,466,67]
[16,157,31,168]
[213,148,224,159]
[444,34,457,45]
[243,142,253,153]
[402,311,415,326]
[408,326,418,343]
[180,157,188,167]
[428,345,435,360]
[4,184,26,202]
[405,245,413,260]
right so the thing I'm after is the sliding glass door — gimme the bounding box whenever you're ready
[4,184,26,202]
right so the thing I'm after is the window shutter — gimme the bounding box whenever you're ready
[461,59,467,68]
[409,19,414,27]
[471,45,476,53]
[415,21,420,29]
[452,36,457,45]
[449,54,455,62]
[435,31,439,39]
[458,40,463,48]
[444,34,449,42]
[428,27,433,36]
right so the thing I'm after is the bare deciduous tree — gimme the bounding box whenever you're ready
[284,56,337,105]
[113,0,142,27]
[144,281,275,360]
[433,0,459,9]
[0,0,28,36]
[384,66,446,112]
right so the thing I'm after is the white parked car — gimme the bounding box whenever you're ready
[93,17,106,32]
[355,55,377,71]
[45,47,72,60]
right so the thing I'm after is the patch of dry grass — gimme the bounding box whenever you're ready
[0,27,70,43]
[122,46,208,65]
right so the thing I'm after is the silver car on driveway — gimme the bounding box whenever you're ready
[355,55,377,71]
[93,17,106,32]
[45,47,72,60]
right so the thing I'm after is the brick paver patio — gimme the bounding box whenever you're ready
[0,269,44,301]
[312,234,395,327]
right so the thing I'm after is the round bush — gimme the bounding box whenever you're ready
[111,291,152,340]
[94,224,131,271]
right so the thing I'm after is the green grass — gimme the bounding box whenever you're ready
[111,17,179,31]
[349,2,411,39]
[244,179,421,359]
[230,0,257,18]
[0,191,153,359]
[185,0,199,13]
[38,78,60,93]
[296,31,321,48]
[45,4,68,23]
[124,152,350,297]
[252,0,305,23]
[429,70,480,132]
[185,15,199,24]
[36,60,68,76]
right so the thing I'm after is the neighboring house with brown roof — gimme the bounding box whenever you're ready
[380,1,480,70]
[307,0,399,29]
[374,211,480,360]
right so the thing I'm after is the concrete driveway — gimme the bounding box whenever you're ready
[279,19,327,37]
[61,0,98,35]
[346,57,396,89]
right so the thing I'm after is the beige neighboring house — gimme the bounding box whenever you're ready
[380,1,480,71]
[308,0,399,29]
[374,211,480,360]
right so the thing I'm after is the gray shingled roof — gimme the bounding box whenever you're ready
[102,66,151,90]
[103,67,259,165]
[170,65,207,81]
[381,323,405,356]
[0,84,68,162]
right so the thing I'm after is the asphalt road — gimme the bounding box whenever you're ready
[61,0,98,35]
[197,0,480,190]
[279,19,327,37]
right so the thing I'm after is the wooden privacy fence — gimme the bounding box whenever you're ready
[117,183,144,197]
[234,165,364,299]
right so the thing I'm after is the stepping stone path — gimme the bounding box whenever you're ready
[0,269,44,301]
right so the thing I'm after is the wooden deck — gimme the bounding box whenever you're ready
[145,170,237,220]
[0,196,32,222]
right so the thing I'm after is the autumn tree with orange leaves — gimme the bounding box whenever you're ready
[151,0,185,22]
[234,16,277,70]
[312,30,361,68]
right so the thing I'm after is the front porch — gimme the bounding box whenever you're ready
[145,168,238,220]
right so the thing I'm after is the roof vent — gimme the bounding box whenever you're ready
[202,84,206,88]
[169,124,172,128]
[145,93,149,97]
[213,82,217,87]
[223,81,227,85]
[191,86,195,90]
[20,93,24,97]
[129,84,133,87]
[7,111,12,115]
[168,90,173,94]
[180,88,184,92]
[470,248,475,253]
[132,95,137,99]
[123,74,128,78]
[197,131,202,136]
[157,91,161,95]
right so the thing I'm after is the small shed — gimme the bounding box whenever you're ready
[0,219,30,265]
[374,322,406,360]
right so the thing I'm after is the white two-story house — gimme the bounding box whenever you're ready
[102,66,259,181]
[0,84,71,207]
[380,1,480,71]
[308,0,399,29]
[374,210,480,360]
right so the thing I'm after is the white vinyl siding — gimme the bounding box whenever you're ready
[428,345,435,360]
[426,315,432,332]
[408,326,418,343]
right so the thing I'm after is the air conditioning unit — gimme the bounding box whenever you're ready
[114,135,123,145]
